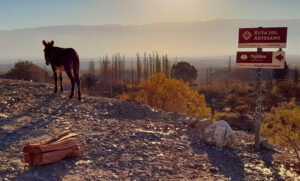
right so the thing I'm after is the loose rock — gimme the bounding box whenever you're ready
[203,120,237,148]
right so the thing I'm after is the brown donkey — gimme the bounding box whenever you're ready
[42,40,81,100]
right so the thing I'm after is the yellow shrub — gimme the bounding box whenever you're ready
[261,99,300,164]
[137,73,211,119]
[119,93,130,100]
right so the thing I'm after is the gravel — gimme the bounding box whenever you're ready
[0,78,299,181]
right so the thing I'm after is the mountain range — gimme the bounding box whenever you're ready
[0,19,299,64]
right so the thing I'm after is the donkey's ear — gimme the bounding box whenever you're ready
[42,40,47,46]
[49,41,54,46]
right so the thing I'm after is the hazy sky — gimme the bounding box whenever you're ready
[1,0,300,30]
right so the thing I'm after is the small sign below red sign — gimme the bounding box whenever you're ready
[238,27,287,48]
[236,51,285,69]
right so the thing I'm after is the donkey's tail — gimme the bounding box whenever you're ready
[72,49,80,75]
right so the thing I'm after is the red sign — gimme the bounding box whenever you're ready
[238,27,287,48]
[236,51,285,69]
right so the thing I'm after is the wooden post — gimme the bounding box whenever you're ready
[254,47,263,150]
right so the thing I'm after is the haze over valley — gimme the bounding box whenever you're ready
[1,19,299,65]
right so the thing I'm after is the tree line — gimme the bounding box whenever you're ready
[82,52,173,96]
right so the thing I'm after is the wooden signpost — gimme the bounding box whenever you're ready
[237,27,287,150]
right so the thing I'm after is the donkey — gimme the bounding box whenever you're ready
[42,40,81,100]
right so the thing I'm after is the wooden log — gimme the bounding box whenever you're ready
[22,132,83,167]
[39,138,79,153]
[39,146,79,165]
[23,146,42,167]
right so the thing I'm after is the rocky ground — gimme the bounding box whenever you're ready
[0,78,299,181]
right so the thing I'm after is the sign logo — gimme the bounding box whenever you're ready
[240,54,248,60]
[242,31,252,40]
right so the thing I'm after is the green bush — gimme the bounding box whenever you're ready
[171,61,197,83]
[3,61,50,82]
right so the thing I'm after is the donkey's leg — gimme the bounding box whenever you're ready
[74,72,81,100]
[65,70,75,99]
[53,71,58,93]
[59,72,63,92]
[73,60,81,100]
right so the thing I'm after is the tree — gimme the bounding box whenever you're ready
[82,60,96,89]
[131,59,134,87]
[81,74,96,89]
[100,56,110,87]
[171,61,197,83]
[149,54,153,76]
[273,60,288,81]
[294,68,299,83]
[4,61,50,82]
[155,52,161,73]
[136,53,142,85]
[88,60,95,77]
[143,53,149,81]
[162,55,171,78]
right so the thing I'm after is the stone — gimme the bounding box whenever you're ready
[203,120,237,148]
[194,119,213,131]
[187,117,213,136]
[186,117,198,128]
[15,116,32,123]
[10,160,21,167]
[0,168,9,174]
[0,113,8,118]
[209,167,219,173]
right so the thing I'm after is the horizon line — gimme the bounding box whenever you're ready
[1,18,299,31]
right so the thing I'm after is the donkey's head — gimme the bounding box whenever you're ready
[42,40,54,65]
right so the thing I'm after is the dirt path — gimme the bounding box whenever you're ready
[0,79,299,181]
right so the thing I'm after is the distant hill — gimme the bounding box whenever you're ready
[1,19,299,64]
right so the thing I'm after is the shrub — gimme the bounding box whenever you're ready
[3,61,50,82]
[261,99,300,165]
[171,61,197,83]
[215,112,239,123]
[119,92,138,101]
[274,80,300,102]
[136,73,211,119]
[214,112,255,131]
[81,73,97,89]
